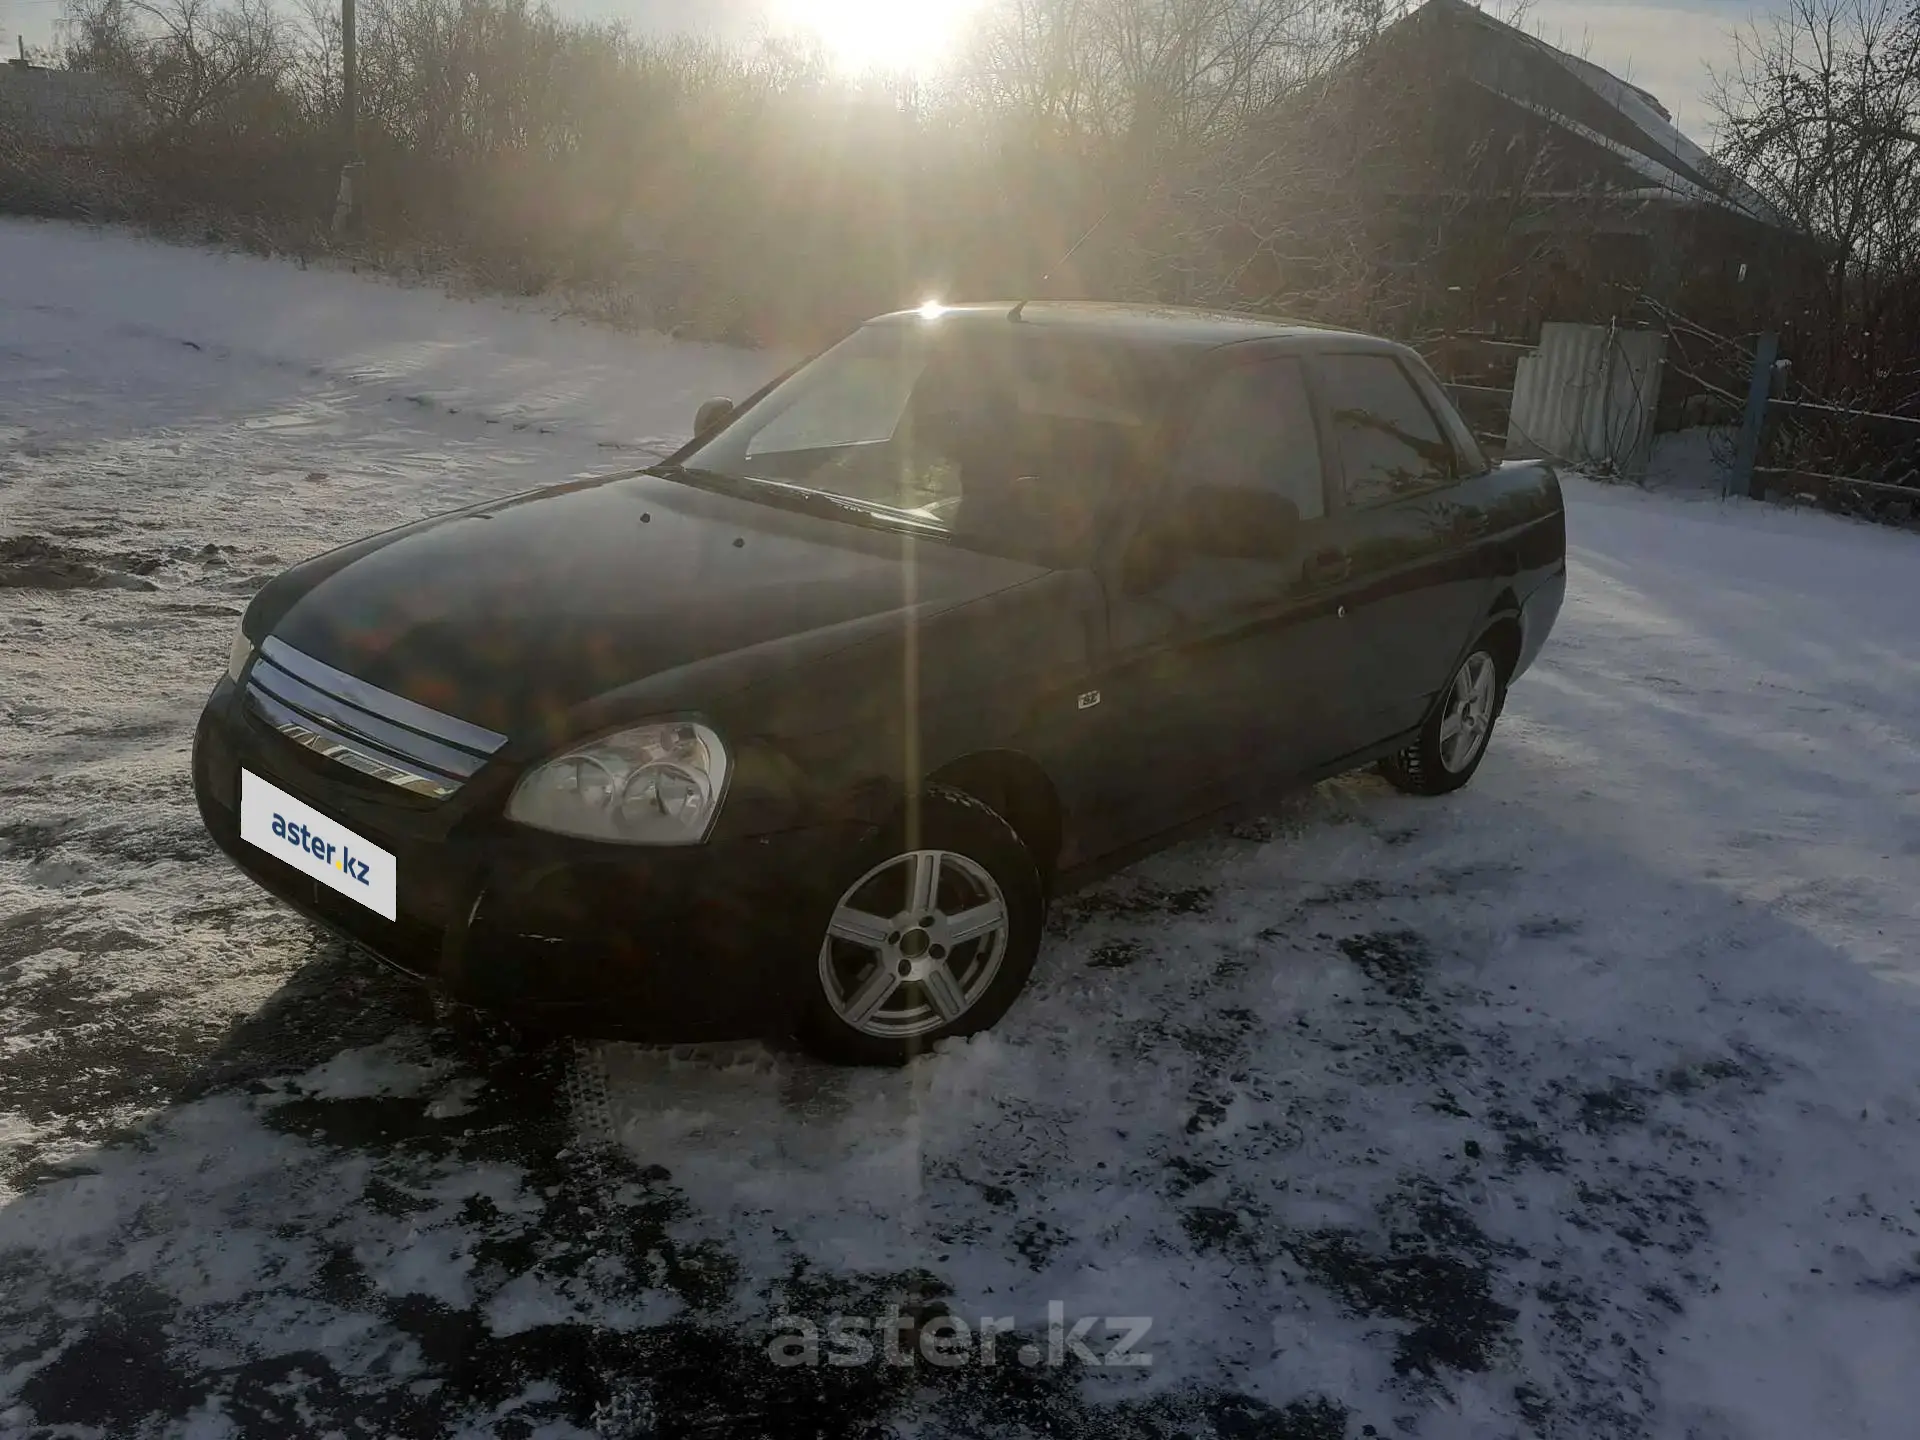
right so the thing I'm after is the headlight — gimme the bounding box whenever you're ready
[226,627,253,684]
[506,721,728,845]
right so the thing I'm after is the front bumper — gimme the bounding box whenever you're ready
[192,677,876,1039]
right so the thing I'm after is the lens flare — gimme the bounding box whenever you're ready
[778,0,981,75]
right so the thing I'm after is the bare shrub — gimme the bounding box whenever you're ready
[7,0,1757,357]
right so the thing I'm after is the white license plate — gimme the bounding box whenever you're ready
[240,769,397,920]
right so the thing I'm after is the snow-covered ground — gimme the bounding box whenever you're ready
[2,217,1918,1440]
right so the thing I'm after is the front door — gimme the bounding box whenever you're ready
[1086,355,1348,853]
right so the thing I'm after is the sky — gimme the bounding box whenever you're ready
[1519,0,1764,133]
[0,0,1769,145]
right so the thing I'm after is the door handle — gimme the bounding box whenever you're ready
[1303,549,1352,585]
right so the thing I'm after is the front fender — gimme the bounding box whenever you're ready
[715,569,1102,832]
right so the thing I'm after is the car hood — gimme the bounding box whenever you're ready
[253,472,1046,736]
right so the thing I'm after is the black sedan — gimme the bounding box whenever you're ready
[193,302,1565,1064]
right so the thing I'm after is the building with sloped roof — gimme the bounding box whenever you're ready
[1,56,138,149]
[1200,0,1815,344]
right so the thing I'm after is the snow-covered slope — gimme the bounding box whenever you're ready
[2,219,1918,1439]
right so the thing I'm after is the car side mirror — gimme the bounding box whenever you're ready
[693,397,735,438]
[1181,486,1302,558]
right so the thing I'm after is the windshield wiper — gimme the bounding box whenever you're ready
[649,464,944,535]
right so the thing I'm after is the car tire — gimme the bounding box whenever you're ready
[801,785,1044,1066]
[1378,639,1508,797]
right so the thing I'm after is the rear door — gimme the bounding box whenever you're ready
[1309,350,1495,744]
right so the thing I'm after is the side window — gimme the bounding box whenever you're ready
[1319,353,1456,508]
[1177,357,1325,521]
[1406,359,1491,478]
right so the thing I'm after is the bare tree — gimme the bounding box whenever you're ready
[65,0,292,140]
[20,0,1631,355]
[957,0,1374,147]
[1711,0,1920,407]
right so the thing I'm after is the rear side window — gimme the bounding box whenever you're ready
[1319,353,1456,507]
[1177,357,1325,521]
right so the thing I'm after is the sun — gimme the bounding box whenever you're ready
[776,0,982,75]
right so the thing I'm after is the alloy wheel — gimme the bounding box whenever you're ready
[817,848,1010,1039]
[1438,650,1499,773]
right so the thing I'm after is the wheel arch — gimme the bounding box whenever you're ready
[926,749,1064,885]
[1479,590,1525,681]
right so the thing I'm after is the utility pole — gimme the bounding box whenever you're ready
[331,0,361,235]
[342,0,355,155]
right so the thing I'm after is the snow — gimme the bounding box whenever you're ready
[4,218,1920,1437]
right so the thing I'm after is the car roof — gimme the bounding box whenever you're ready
[863,301,1401,356]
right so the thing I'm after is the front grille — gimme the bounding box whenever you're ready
[244,637,508,799]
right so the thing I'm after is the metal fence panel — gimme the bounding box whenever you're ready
[1507,322,1665,476]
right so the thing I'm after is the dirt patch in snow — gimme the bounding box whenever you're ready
[0,534,160,592]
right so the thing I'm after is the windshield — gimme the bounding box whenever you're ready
[676,322,1170,566]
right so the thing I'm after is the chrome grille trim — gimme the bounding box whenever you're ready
[248,688,459,798]
[244,638,508,799]
[250,659,489,780]
[258,637,508,755]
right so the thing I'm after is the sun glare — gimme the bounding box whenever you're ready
[777,0,982,75]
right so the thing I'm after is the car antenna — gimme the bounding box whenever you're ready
[1009,206,1114,322]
